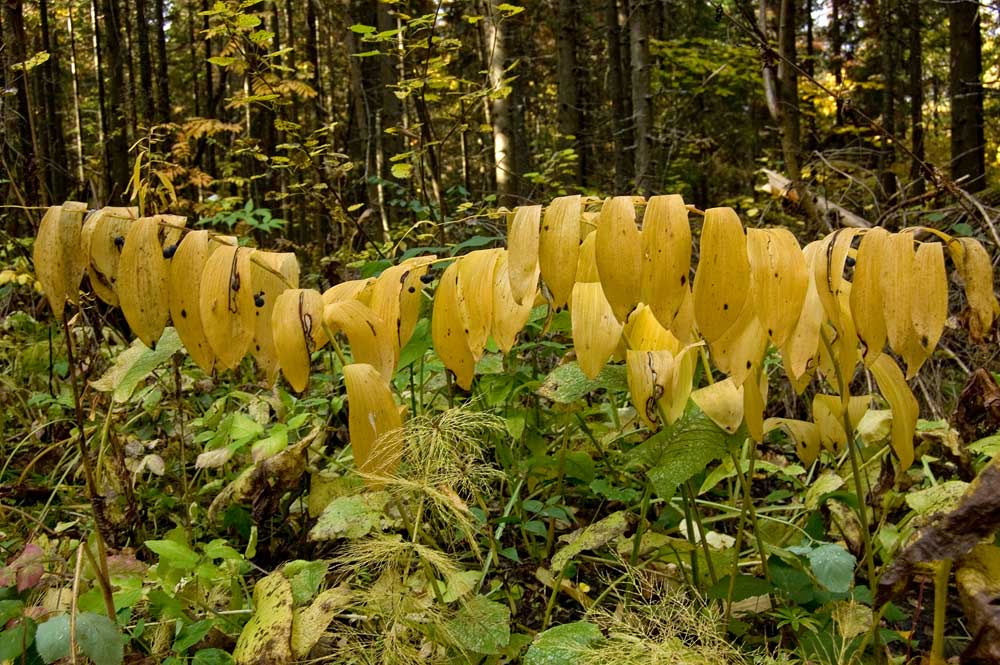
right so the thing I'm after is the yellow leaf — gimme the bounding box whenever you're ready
[272,288,326,392]
[432,261,476,390]
[595,196,642,322]
[168,231,225,373]
[539,195,581,310]
[765,418,821,465]
[911,241,947,369]
[708,297,768,386]
[693,207,750,342]
[691,377,744,434]
[950,237,998,342]
[249,250,300,385]
[881,232,924,377]
[322,278,374,306]
[850,227,889,364]
[119,214,187,348]
[623,303,681,353]
[870,354,918,469]
[743,368,769,442]
[492,250,535,353]
[507,205,542,305]
[33,202,88,320]
[781,241,824,382]
[324,299,396,381]
[812,394,870,454]
[343,363,404,478]
[368,256,435,354]
[457,249,503,359]
[813,228,858,332]
[81,206,137,306]
[576,231,599,283]
[200,242,255,370]
[571,281,623,379]
[640,195,691,330]
[746,227,807,347]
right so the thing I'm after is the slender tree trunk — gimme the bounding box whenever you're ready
[189,2,200,117]
[2,0,36,210]
[306,0,323,121]
[948,0,985,191]
[41,0,69,201]
[878,0,898,199]
[136,0,155,122]
[121,0,138,138]
[153,0,171,122]
[607,0,632,191]
[485,0,514,205]
[91,0,110,201]
[100,0,129,201]
[831,0,844,126]
[629,0,652,193]
[556,0,582,186]
[777,0,801,179]
[67,5,86,188]
[908,0,924,193]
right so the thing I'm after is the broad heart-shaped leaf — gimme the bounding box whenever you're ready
[803,543,856,594]
[90,327,183,402]
[308,491,390,541]
[629,408,736,500]
[551,511,629,571]
[37,612,123,665]
[233,573,294,665]
[447,595,511,655]
[536,361,627,404]
[523,621,602,665]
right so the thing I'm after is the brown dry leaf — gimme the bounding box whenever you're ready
[954,368,1000,444]
[956,545,1000,664]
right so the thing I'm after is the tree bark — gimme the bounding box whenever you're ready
[135,0,155,122]
[100,0,130,202]
[629,0,652,194]
[878,0,898,199]
[556,0,582,186]
[607,0,632,191]
[2,0,36,211]
[908,0,924,193]
[485,0,515,205]
[948,0,985,192]
[40,0,69,200]
[153,0,171,122]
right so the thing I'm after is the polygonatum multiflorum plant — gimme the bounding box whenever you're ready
[33,196,997,476]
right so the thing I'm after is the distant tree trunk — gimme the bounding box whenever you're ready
[2,0,36,211]
[878,0,898,199]
[607,0,632,191]
[908,0,924,193]
[67,5,86,188]
[100,0,129,202]
[804,0,817,149]
[777,0,801,179]
[90,0,110,200]
[830,0,844,126]
[629,0,651,193]
[188,2,200,117]
[135,0,155,122]
[153,0,171,122]
[120,0,138,137]
[948,0,985,192]
[556,0,582,186]
[306,0,323,120]
[485,0,515,205]
[40,0,69,201]
[509,8,530,200]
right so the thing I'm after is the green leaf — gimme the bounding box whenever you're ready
[551,511,629,571]
[632,409,731,500]
[192,648,234,665]
[173,619,215,653]
[146,539,200,571]
[91,327,183,402]
[905,481,968,516]
[806,543,856,594]
[447,596,510,655]
[207,56,237,67]
[0,619,34,661]
[308,492,390,541]
[390,163,412,179]
[349,23,376,34]
[708,574,773,602]
[74,613,123,665]
[397,318,432,369]
[523,621,602,665]
[284,560,328,605]
[233,574,293,665]
[36,614,70,663]
[537,362,627,404]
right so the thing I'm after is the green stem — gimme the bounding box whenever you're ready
[929,559,951,665]
[686,480,718,587]
[731,446,771,582]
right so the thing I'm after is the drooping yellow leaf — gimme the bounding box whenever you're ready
[576,231,599,283]
[595,196,642,322]
[432,261,476,390]
[781,241,824,382]
[324,299,395,380]
[640,195,691,330]
[168,231,224,373]
[249,250,300,385]
[950,237,998,342]
[817,287,860,387]
[81,206,137,306]
[812,394,870,454]
[746,227,807,347]
[626,343,700,429]
[539,195,581,310]
[708,298,768,386]
[272,288,326,392]
[743,368,769,442]
[910,241,947,372]
[624,303,681,353]
[368,256,435,354]
[813,228,858,332]
[571,281,623,379]
[119,214,187,348]
[691,377,744,434]
[322,278,374,306]
[457,249,503,359]
[492,250,535,353]
[870,354,919,470]
[33,202,88,320]
[881,232,924,376]
[669,287,697,344]
[200,242,255,370]
[765,418,821,465]
[343,363,404,478]
[850,227,889,364]
[693,207,750,342]
[507,205,542,305]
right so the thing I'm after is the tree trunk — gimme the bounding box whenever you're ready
[100,0,130,202]
[777,0,801,180]
[908,0,924,193]
[136,0,155,122]
[607,0,632,192]
[153,0,171,122]
[831,0,844,126]
[67,4,87,188]
[90,0,110,200]
[40,0,69,201]
[2,0,36,213]
[556,0,582,186]
[878,0,898,200]
[629,0,652,193]
[948,0,985,192]
[485,0,515,205]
